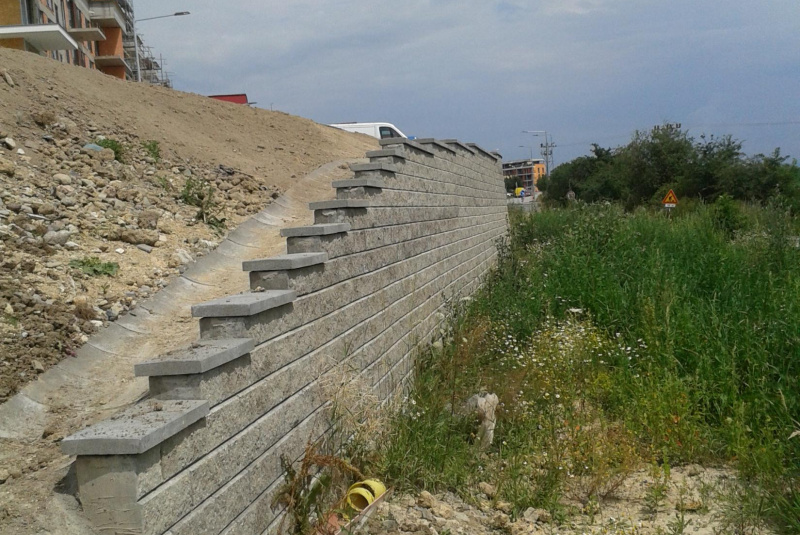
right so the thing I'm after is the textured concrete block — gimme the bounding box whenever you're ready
[249,263,325,294]
[191,290,296,318]
[242,252,327,272]
[331,177,386,189]
[315,204,504,230]
[378,138,435,156]
[308,199,371,210]
[365,148,406,159]
[348,162,398,173]
[61,399,209,456]
[148,353,252,406]
[134,338,254,377]
[336,185,383,200]
[467,142,501,161]
[280,223,351,237]
[439,139,476,154]
[74,451,159,534]
[414,138,458,154]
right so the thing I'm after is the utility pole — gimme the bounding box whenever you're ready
[540,138,556,175]
[522,130,556,176]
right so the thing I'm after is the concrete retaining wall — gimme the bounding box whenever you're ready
[61,138,508,535]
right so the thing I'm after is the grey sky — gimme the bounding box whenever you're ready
[135,0,800,166]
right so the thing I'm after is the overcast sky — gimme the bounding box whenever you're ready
[135,0,800,167]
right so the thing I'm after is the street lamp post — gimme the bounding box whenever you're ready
[134,11,190,82]
[518,145,533,160]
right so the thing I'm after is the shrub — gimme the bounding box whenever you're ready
[95,138,125,163]
[142,140,161,162]
[179,177,226,231]
[711,194,747,237]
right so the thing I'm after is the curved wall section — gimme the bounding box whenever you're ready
[62,138,509,534]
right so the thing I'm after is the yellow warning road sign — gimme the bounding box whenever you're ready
[662,189,678,207]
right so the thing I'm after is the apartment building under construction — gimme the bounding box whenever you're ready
[502,158,547,196]
[0,0,170,85]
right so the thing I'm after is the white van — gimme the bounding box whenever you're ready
[329,122,408,140]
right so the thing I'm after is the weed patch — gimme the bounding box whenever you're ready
[142,140,161,162]
[179,177,227,231]
[375,202,800,532]
[95,138,125,163]
[69,257,119,277]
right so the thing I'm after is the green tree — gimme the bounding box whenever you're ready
[541,124,798,210]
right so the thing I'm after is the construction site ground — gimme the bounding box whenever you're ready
[0,46,377,533]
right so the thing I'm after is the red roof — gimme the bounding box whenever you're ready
[209,94,249,105]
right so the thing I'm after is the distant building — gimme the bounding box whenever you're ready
[209,94,250,105]
[502,158,546,196]
[0,0,170,85]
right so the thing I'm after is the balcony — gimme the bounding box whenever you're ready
[67,26,106,41]
[94,55,128,68]
[88,1,126,28]
[0,24,78,51]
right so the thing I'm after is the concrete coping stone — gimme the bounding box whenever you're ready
[242,252,328,272]
[439,139,476,154]
[191,290,297,318]
[331,178,386,189]
[280,223,351,237]
[308,199,371,211]
[349,162,398,173]
[377,138,435,156]
[134,338,255,377]
[413,138,457,155]
[466,142,501,161]
[61,399,209,456]
[365,149,406,159]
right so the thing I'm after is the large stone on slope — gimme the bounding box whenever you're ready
[114,228,159,246]
[0,157,14,177]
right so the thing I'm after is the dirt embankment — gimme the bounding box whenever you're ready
[0,46,375,403]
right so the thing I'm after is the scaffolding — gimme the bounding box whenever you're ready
[138,45,172,87]
[121,8,172,87]
[112,0,135,80]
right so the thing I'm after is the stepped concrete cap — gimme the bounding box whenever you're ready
[440,139,476,154]
[331,178,386,189]
[280,223,351,237]
[134,338,255,377]
[413,138,457,154]
[377,138,435,156]
[365,149,406,159]
[466,143,500,160]
[308,199,371,210]
[191,290,297,318]
[242,252,328,272]
[61,399,209,456]
[349,162,398,173]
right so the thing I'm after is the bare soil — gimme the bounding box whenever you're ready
[0,45,376,403]
[0,46,376,533]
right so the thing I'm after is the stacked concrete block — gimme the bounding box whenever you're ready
[62,139,508,534]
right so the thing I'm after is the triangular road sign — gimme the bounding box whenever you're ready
[662,190,678,205]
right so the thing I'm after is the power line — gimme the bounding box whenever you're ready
[685,120,800,128]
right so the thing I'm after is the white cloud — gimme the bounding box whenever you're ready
[135,0,800,163]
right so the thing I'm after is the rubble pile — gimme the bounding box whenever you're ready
[0,107,280,402]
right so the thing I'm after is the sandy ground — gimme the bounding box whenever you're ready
[0,46,377,533]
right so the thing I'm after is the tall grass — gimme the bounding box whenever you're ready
[376,202,800,532]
